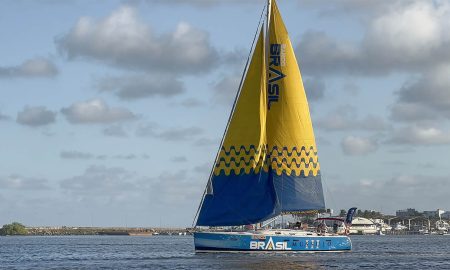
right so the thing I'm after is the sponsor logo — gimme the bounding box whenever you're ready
[268,43,286,110]
[249,237,292,250]
[251,235,266,240]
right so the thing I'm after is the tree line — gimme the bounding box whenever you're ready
[0,222,28,236]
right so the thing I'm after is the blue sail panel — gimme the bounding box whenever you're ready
[196,172,278,226]
[271,171,325,212]
[196,168,325,226]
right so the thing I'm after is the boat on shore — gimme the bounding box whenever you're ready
[193,0,355,252]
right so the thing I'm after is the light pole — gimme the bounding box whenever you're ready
[407,217,420,231]
[386,217,396,227]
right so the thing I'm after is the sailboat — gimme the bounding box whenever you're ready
[193,0,355,252]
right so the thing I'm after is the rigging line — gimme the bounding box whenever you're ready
[321,171,335,211]
[192,4,267,228]
[276,0,285,222]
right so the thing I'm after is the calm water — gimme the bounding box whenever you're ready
[1,235,449,269]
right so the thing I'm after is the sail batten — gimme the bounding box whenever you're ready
[195,0,324,227]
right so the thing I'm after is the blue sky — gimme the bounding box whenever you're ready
[1,0,450,227]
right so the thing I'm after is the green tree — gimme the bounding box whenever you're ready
[357,209,362,216]
[0,222,28,236]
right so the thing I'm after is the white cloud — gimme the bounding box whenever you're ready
[341,81,360,96]
[159,127,203,141]
[60,151,94,160]
[316,106,356,130]
[16,106,56,127]
[102,125,128,137]
[394,65,450,120]
[0,58,58,78]
[60,166,133,192]
[221,48,247,68]
[0,111,11,121]
[149,0,263,8]
[194,137,218,147]
[61,98,137,124]
[97,74,184,100]
[296,1,450,76]
[304,78,325,101]
[330,174,450,213]
[142,170,203,206]
[212,74,240,106]
[296,31,361,75]
[364,2,442,62]
[59,165,202,208]
[0,175,49,190]
[316,105,388,131]
[171,156,188,162]
[193,162,211,175]
[57,6,218,74]
[298,0,397,14]
[388,125,450,145]
[60,151,148,160]
[180,98,204,108]
[136,122,203,141]
[390,103,438,122]
[113,154,138,160]
[341,135,378,156]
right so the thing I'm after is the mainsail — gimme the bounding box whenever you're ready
[195,0,324,227]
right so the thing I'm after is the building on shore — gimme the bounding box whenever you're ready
[396,208,419,217]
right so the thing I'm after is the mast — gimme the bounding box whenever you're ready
[266,0,271,52]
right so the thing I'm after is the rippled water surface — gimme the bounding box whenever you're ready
[1,235,449,269]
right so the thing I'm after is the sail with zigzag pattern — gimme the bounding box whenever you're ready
[195,0,324,227]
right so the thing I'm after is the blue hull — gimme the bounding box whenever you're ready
[194,231,351,252]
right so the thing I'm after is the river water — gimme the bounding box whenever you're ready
[0,235,449,269]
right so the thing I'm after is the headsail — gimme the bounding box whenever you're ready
[195,0,324,227]
[265,0,324,213]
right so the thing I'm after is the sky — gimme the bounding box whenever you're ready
[1,0,450,227]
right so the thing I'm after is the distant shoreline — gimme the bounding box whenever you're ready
[21,226,193,236]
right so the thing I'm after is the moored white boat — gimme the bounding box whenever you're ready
[349,217,378,235]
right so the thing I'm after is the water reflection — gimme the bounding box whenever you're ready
[197,253,323,270]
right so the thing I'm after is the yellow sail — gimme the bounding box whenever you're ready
[266,0,319,177]
[213,27,267,176]
[214,0,320,178]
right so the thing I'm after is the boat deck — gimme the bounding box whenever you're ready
[196,229,345,237]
